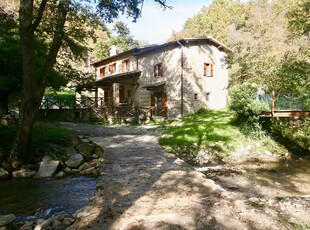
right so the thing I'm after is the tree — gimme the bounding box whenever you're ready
[175,0,248,44]
[94,21,139,60]
[9,0,171,167]
[288,0,310,37]
[0,7,22,115]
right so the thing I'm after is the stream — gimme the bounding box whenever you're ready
[0,176,96,221]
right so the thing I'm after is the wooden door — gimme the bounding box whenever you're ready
[161,93,167,117]
[119,87,125,104]
[151,94,155,116]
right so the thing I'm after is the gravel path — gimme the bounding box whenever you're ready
[60,123,310,230]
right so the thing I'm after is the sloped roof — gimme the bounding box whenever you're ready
[92,37,233,67]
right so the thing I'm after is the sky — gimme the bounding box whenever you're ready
[108,0,211,44]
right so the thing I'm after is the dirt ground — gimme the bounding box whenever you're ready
[60,123,310,230]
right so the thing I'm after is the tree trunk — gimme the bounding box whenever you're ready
[9,0,68,168]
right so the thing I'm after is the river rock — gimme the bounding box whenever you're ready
[64,147,78,157]
[79,167,95,176]
[54,171,65,178]
[0,214,16,227]
[35,155,60,178]
[12,170,36,178]
[64,135,81,147]
[78,162,91,171]
[75,143,95,158]
[62,217,74,228]
[65,154,84,168]
[0,168,9,179]
[94,146,105,158]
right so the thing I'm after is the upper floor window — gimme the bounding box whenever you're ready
[122,59,130,72]
[203,63,214,77]
[154,63,163,78]
[99,67,105,78]
[109,63,116,74]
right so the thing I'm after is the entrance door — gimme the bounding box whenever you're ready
[152,92,167,116]
[119,87,125,104]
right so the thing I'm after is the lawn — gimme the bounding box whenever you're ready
[159,109,286,164]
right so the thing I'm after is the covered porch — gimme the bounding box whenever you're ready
[74,70,167,121]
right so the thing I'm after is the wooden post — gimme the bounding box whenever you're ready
[272,91,275,116]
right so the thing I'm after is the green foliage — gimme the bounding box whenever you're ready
[0,124,75,160]
[272,50,310,96]
[229,84,269,135]
[288,0,310,37]
[0,11,22,94]
[94,21,139,60]
[268,118,310,155]
[178,0,248,44]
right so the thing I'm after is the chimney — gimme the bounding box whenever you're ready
[109,45,117,56]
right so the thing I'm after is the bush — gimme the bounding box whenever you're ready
[229,84,269,135]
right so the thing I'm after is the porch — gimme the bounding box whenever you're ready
[40,96,167,123]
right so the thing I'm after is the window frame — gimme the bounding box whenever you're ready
[203,63,214,77]
[99,67,106,78]
[109,63,116,74]
[122,59,130,72]
[154,63,163,78]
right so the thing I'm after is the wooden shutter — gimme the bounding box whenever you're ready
[203,63,207,76]
[159,63,163,77]
[210,64,214,76]
[154,65,157,78]
[122,61,125,72]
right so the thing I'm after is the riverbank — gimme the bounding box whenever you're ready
[61,122,310,229]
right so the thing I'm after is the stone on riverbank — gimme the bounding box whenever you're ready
[35,156,60,178]
[65,154,84,168]
[64,135,81,147]
[12,170,36,178]
[0,214,16,228]
[75,142,95,159]
[0,168,9,179]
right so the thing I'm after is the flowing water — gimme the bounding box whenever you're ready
[0,176,96,221]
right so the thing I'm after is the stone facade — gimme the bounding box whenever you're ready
[78,37,231,119]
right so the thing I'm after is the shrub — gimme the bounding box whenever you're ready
[229,84,269,135]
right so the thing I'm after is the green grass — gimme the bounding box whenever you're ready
[0,123,75,159]
[159,109,287,164]
[160,109,245,152]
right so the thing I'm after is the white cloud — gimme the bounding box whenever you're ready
[109,0,211,44]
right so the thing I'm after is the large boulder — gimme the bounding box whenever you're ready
[64,135,81,147]
[64,147,78,157]
[0,168,9,179]
[35,155,60,178]
[75,143,95,159]
[0,214,16,227]
[65,154,84,169]
[12,170,36,178]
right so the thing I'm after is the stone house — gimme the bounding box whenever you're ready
[76,37,232,119]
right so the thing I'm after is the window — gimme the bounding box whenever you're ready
[154,63,163,78]
[206,92,210,101]
[99,67,105,78]
[109,63,116,74]
[203,63,214,77]
[127,90,131,98]
[122,59,130,72]
[194,94,198,100]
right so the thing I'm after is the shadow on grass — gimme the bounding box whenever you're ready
[0,124,75,161]
[159,110,242,164]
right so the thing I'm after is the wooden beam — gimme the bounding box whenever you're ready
[260,111,310,117]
